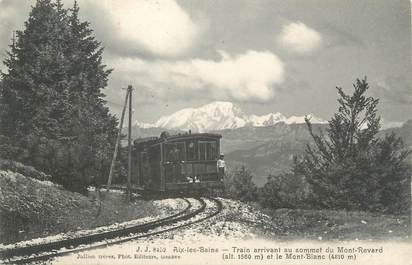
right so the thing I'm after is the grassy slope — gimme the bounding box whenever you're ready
[0,170,160,244]
[256,207,410,241]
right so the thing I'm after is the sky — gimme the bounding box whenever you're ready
[0,0,411,126]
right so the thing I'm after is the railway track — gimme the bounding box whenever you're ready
[0,197,222,264]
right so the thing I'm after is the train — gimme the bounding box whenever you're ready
[131,131,224,193]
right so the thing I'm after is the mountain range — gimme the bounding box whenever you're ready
[136,101,326,132]
[131,101,411,187]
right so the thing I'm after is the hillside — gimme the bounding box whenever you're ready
[222,123,324,186]
[379,119,412,147]
[380,120,412,165]
[216,123,324,153]
[0,170,94,243]
[224,120,412,186]
[0,169,165,244]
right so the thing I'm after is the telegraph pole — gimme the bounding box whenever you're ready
[106,85,133,202]
[127,85,133,202]
[106,89,129,191]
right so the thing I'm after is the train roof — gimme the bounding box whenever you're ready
[133,132,222,146]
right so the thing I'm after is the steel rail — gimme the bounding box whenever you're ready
[3,197,223,264]
[0,197,192,261]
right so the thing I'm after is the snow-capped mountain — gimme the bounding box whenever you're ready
[136,101,326,132]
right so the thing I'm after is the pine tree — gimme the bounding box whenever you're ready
[0,0,118,192]
[1,0,67,157]
[295,78,411,213]
[62,0,118,188]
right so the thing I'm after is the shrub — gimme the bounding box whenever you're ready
[224,166,258,202]
[0,159,51,181]
[259,170,311,209]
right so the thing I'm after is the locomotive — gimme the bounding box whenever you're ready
[131,131,223,193]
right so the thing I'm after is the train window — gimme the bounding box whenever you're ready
[199,142,206,160]
[164,143,176,162]
[164,142,186,162]
[199,141,217,161]
[187,141,197,161]
[176,142,186,161]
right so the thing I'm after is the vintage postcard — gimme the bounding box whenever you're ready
[0,0,411,264]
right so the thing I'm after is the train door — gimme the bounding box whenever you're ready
[134,152,140,185]
[140,151,150,186]
[198,140,218,181]
[164,142,186,183]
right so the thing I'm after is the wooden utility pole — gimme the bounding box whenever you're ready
[127,85,133,201]
[106,89,129,191]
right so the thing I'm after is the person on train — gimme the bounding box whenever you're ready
[217,153,225,180]
[186,176,194,183]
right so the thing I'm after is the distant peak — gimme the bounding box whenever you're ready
[205,101,233,106]
[135,101,326,132]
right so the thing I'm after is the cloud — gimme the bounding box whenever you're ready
[90,0,201,57]
[109,50,285,102]
[278,21,322,54]
[373,76,412,105]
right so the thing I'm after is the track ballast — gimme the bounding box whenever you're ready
[0,197,222,264]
